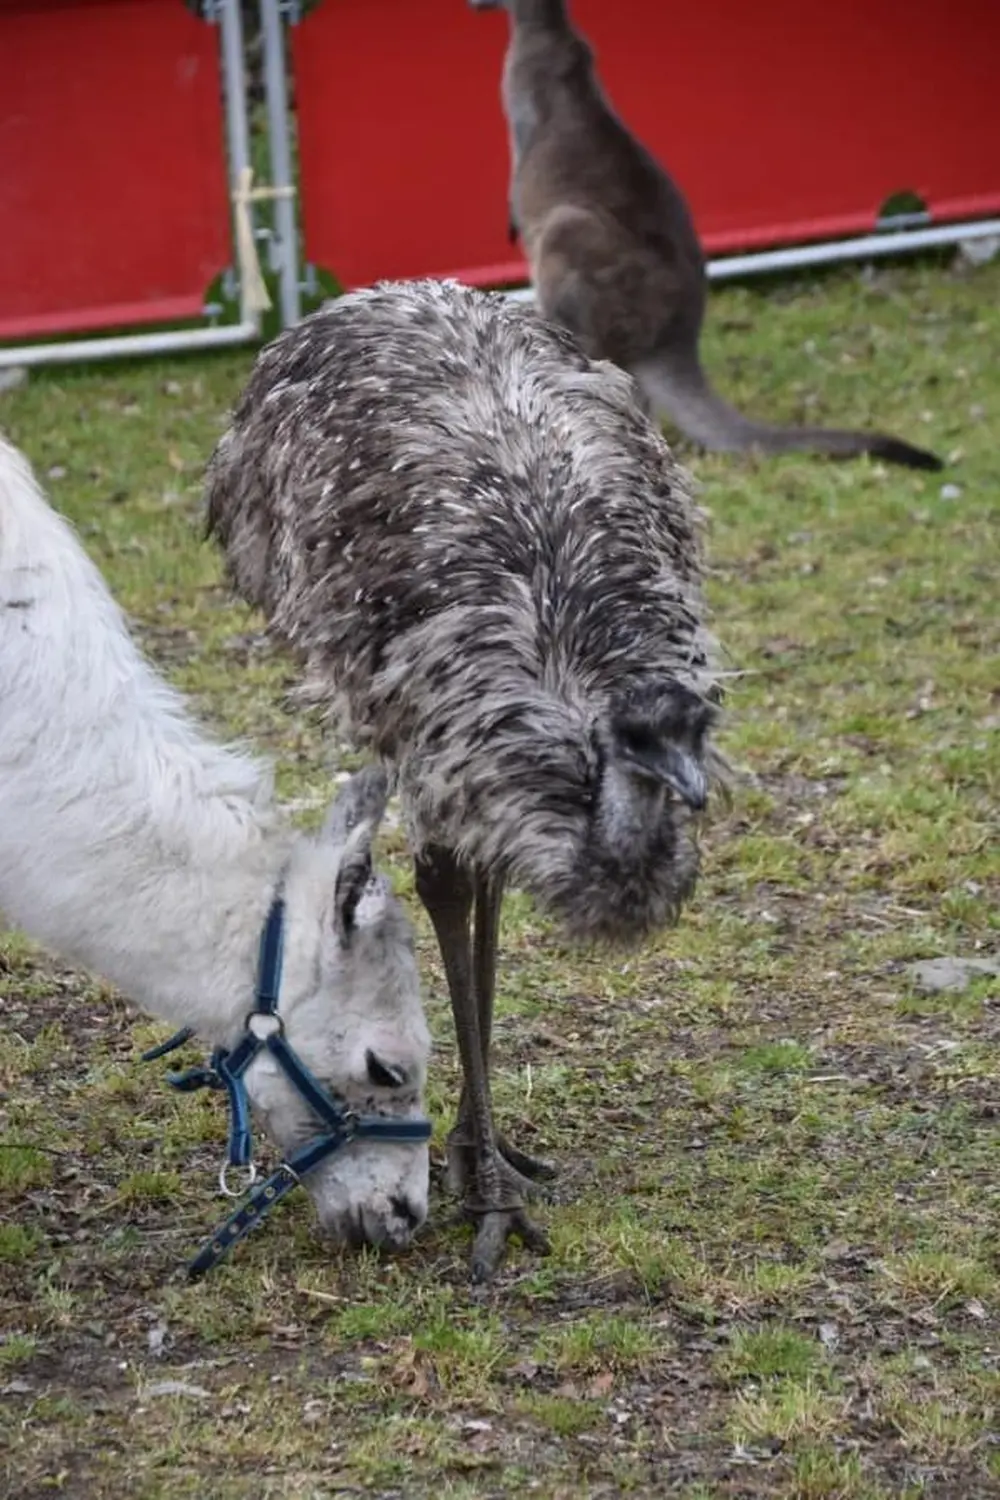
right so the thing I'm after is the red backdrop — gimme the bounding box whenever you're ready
[292,0,1000,290]
[0,0,231,341]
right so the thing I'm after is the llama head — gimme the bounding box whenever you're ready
[244,766,431,1251]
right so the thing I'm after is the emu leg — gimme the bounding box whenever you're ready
[414,847,550,1280]
[462,872,557,1186]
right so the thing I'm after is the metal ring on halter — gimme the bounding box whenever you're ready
[218,1160,258,1198]
[245,1010,284,1042]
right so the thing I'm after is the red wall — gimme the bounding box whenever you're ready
[0,0,231,341]
[292,0,1000,290]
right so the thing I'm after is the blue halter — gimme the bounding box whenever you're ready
[144,893,432,1279]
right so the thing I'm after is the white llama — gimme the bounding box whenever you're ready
[0,434,432,1254]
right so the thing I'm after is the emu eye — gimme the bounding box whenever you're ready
[366,1049,407,1089]
[617,721,660,757]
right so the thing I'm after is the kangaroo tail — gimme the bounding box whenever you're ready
[632,349,942,473]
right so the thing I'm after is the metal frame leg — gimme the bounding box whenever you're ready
[259,0,301,329]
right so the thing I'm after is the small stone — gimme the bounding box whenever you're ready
[0,367,27,393]
[958,234,1000,267]
[147,1321,169,1357]
[143,1379,210,1401]
[905,957,1000,995]
[1,1379,33,1396]
[940,483,962,501]
[819,1322,840,1350]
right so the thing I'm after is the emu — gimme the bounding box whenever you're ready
[0,434,431,1252]
[205,278,722,1280]
[470,0,942,472]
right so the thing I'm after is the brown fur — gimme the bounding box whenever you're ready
[471,0,942,472]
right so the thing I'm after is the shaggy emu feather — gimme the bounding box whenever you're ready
[206,278,721,1278]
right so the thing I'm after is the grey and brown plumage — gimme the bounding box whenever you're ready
[205,277,721,1278]
[470,0,942,473]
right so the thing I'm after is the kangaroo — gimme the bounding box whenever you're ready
[469,0,942,472]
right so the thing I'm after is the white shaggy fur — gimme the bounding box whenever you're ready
[0,435,431,1250]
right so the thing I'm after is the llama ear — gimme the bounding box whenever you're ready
[321,764,389,847]
[324,766,388,945]
[332,830,376,946]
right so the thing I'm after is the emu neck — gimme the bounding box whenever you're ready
[0,459,287,1046]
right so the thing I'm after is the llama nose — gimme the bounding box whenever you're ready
[390,1194,423,1232]
[341,1210,368,1249]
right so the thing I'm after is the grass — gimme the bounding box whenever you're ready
[1,255,999,1498]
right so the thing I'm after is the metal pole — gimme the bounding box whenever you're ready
[0,322,261,370]
[505,216,1000,301]
[218,0,252,199]
[259,0,301,328]
[217,0,265,330]
[703,217,1000,281]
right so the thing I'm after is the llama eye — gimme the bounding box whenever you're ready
[365,1049,407,1089]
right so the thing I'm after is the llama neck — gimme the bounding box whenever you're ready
[0,444,289,1046]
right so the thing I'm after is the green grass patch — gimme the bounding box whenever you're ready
[0,256,998,1495]
[718,1324,828,1384]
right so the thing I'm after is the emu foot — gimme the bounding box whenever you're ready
[468,1206,551,1283]
[446,1133,552,1280]
[447,1127,556,1202]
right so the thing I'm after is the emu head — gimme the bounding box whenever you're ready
[244,765,432,1252]
[600,679,710,828]
[558,678,716,945]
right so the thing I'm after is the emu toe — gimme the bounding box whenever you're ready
[496,1134,559,1184]
[447,1134,553,1279]
[469,1208,552,1283]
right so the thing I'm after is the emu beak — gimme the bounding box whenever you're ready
[611,723,709,811]
[662,745,708,811]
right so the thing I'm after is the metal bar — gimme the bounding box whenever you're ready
[0,322,260,370]
[505,217,1000,300]
[217,0,263,328]
[259,0,301,328]
[218,0,252,206]
[703,217,1000,281]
